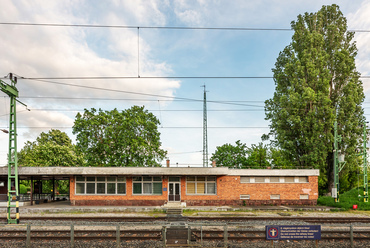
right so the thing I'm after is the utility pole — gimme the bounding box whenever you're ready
[202,85,208,167]
[333,118,346,202]
[0,73,27,224]
[333,119,340,202]
[362,122,368,202]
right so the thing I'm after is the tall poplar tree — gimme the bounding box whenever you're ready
[265,4,365,193]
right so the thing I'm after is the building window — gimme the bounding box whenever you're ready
[132,176,162,195]
[284,177,294,183]
[254,177,265,183]
[240,194,250,199]
[240,177,250,183]
[270,194,280,200]
[75,176,126,195]
[186,176,216,195]
[240,176,308,183]
[270,177,280,183]
[300,194,309,199]
[298,176,308,183]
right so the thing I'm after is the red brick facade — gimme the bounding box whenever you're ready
[69,175,318,206]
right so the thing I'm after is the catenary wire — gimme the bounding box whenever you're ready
[7,78,265,107]
[0,126,269,129]
[1,22,370,33]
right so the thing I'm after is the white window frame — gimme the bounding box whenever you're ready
[270,194,280,200]
[132,176,163,195]
[75,176,126,195]
[300,194,309,199]
[240,194,250,199]
[186,176,217,195]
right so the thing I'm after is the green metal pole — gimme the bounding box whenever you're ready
[7,94,19,224]
[334,120,339,202]
[1,74,20,224]
[363,123,368,203]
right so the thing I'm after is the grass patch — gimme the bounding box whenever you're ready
[318,188,370,210]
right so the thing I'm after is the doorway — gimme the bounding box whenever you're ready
[168,177,181,201]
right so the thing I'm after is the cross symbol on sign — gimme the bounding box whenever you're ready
[269,227,278,238]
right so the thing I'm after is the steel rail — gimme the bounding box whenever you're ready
[9,216,370,223]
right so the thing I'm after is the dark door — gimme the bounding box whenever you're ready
[169,182,180,201]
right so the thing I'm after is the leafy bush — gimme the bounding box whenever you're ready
[19,184,28,194]
[317,188,370,210]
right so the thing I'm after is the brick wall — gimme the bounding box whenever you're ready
[70,175,318,206]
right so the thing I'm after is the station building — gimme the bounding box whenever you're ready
[0,166,319,206]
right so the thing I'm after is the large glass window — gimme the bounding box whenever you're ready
[186,176,216,195]
[132,176,162,195]
[75,176,126,195]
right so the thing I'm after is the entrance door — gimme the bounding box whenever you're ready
[168,177,181,201]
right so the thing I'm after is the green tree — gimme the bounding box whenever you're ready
[246,142,270,168]
[18,129,83,167]
[264,4,365,194]
[269,147,295,168]
[210,140,248,168]
[73,106,167,167]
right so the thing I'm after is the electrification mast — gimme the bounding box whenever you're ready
[0,73,20,224]
[362,122,368,202]
[333,119,340,202]
[202,85,208,167]
[333,118,346,202]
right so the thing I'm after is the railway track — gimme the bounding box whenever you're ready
[0,225,369,243]
[0,229,162,241]
[192,229,370,241]
[188,216,370,223]
[6,215,370,224]
[1,216,370,247]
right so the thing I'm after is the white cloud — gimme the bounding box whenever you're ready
[347,1,370,93]
[1,0,370,168]
[0,0,181,166]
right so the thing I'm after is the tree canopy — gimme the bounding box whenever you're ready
[18,129,83,167]
[264,4,365,193]
[72,106,167,167]
[210,140,249,168]
[210,140,270,168]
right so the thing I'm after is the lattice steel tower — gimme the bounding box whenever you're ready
[0,73,20,224]
[202,85,208,167]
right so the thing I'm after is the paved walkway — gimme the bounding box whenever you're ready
[0,200,334,214]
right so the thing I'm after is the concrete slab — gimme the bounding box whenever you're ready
[0,200,335,214]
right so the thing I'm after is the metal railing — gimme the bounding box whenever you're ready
[0,222,369,248]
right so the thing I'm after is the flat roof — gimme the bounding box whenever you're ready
[0,167,319,180]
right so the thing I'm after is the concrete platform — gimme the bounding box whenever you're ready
[0,200,334,214]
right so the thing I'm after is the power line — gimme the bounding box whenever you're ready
[8,77,265,107]
[15,76,275,79]
[0,126,269,129]
[168,151,202,155]
[0,22,293,31]
[23,108,264,112]
[20,96,266,103]
[6,74,370,81]
[1,22,370,33]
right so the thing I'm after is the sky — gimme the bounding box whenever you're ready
[1,0,370,167]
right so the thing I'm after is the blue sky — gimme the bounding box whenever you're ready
[1,0,370,167]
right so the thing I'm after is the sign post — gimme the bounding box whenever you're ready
[266,225,321,246]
